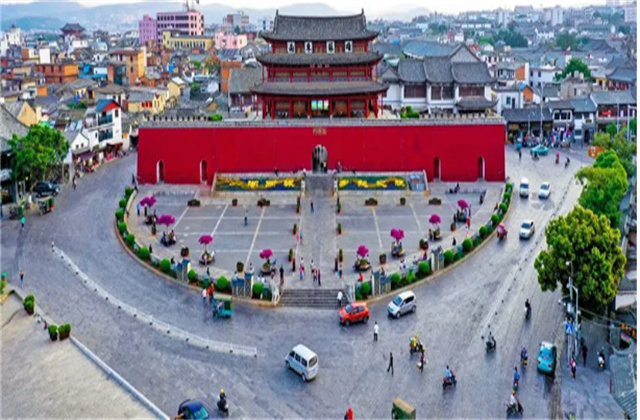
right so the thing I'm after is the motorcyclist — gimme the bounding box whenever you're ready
[444,365,453,381]
[520,347,528,363]
[598,350,606,368]
[410,334,419,351]
[525,299,531,318]
[344,407,353,420]
[513,366,520,384]
[218,389,226,405]
[509,390,519,410]
[486,332,496,349]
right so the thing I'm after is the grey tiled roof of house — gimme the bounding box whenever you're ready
[373,42,403,57]
[539,83,561,99]
[591,90,637,106]
[546,100,574,110]
[250,81,387,96]
[611,352,637,419]
[228,68,262,95]
[128,91,155,102]
[261,11,378,41]
[381,67,400,83]
[0,105,29,152]
[608,67,637,84]
[456,97,497,110]
[398,59,426,83]
[451,62,495,84]
[423,57,454,84]
[503,107,552,123]
[257,52,381,66]
[54,78,98,95]
[4,101,25,119]
[403,41,455,58]
[568,97,597,113]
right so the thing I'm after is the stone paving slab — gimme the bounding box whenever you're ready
[1,293,157,419]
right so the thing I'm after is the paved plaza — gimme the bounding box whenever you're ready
[129,181,502,288]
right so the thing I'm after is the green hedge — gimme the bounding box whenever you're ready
[479,225,489,238]
[491,213,499,226]
[48,324,58,337]
[390,273,401,288]
[138,246,150,260]
[187,269,197,282]
[418,261,430,276]
[503,191,511,201]
[360,281,371,297]
[217,276,229,292]
[499,203,507,212]
[444,250,454,266]
[406,269,416,284]
[119,199,127,209]
[0,279,6,294]
[115,209,125,221]
[125,233,135,247]
[462,238,473,253]
[160,258,171,273]
[252,282,264,298]
[125,186,133,199]
[117,221,128,234]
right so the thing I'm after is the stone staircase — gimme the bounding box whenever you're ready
[305,173,333,197]
[278,288,343,309]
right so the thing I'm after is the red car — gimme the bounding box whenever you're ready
[340,302,370,326]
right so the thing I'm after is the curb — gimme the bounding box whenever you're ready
[5,287,169,420]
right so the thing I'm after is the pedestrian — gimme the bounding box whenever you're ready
[318,269,321,287]
[20,216,25,230]
[373,321,379,341]
[570,356,576,379]
[299,265,304,281]
[300,229,303,245]
[292,257,296,272]
[339,263,343,279]
[20,270,24,288]
[72,176,77,190]
[582,343,588,367]
[337,290,343,307]
[208,284,214,303]
[310,200,314,213]
[301,257,305,274]
[387,352,394,375]
[149,243,153,254]
[296,232,300,244]
[280,265,284,283]
[137,202,141,217]
[467,216,471,229]
[132,173,136,184]
[419,350,425,373]
[312,268,317,283]
[519,149,522,160]
[202,288,207,307]
[244,209,248,226]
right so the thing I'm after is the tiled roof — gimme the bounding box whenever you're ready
[61,23,85,32]
[568,97,596,113]
[250,81,387,96]
[95,84,125,95]
[611,352,637,419]
[423,57,454,84]
[591,90,636,106]
[4,101,25,119]
[451,62,495,84]
[456,97,497,110]
[503,107,553,123]
[381,67,400,83]
[546,100,574,110]
[96,99,119,113]
[398,59,426,83]
[0,105,29,151]
[262,10,378,42]
[608,67,637,84]
[257,52,381,66]
[128,92,155,102]
[228,68,262,95]
[55,78,97,95]
[403,41,455,59]
[373,42,403,57]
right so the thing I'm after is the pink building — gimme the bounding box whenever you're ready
[138,15,157,45]
[214,32,248,49]
[156,10,204,42]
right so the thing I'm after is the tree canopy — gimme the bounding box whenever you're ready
[592,131,637,177]
[533,205,626,313]
[576,150,628,227]
[495,28,528,48]
[478,36,495,46]
[556,58,592,81]
[8,125,69,185]
[554,32,581,51]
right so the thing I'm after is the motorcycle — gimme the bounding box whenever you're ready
[409,340,425,356]
[506,402,524,416]
[513,379,519,392]
[565,158,570,168]
[217,396,229,416]
[521,353,528,367]
[598,351,606,370]
[442,373,457,389]
[556,155,560,164]
[485,339,497,352]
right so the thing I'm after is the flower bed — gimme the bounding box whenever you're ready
[338,176,407,191]
[216,176,301,192]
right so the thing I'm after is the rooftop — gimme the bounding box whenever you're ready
[403,41,456,59]
[503,107,553,123]
[0,105,29,151]
[261,10,378,42]
[591,90,636,106]
[228,68,262,95]
[257,52,381,66]
[250,81,387,96]
[568,97,597,113]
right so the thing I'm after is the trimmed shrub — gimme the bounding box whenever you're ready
[210,114,223,122]
[418,261,430,276]
[125,233,135,247]
[355,291,363,301]
[453,252,462,262]
[236,261,244,272]
[450,221,456,231]
[406,269,416,284]
[462,238,473,253]
[117,221,128,234]
[115,209,125,221]
[293,223,298,235]
[188,198,201,207]
[400,197,406,206]
[48,324,58,340]
[479,225,489,238]
[337,202,341,213]
[216,276,229,292]
[419,238,428,250]
[124,186,133,199]
[288,249,293,262]
[338,248,343,262]
[474,236,481,247]
[379,253,387,264]
[443,250,454,266]
[252,282,264,298]
[58,323,71,339]
[360,281,371,297]
[119,199,127,209]
[390,272,401,288]
[138,246,150,260]
[187,269,197,282]
[505,182,513,192]
[428,197,442,205]
[503,191,512,201]
[198,278,212,289]
[365,198,378,206]
[160,258,171,273]
[337,223,342,234]
[231,198,238,206]
[0,279,5,294]
[499,203,508,212]
[491,214,499,226]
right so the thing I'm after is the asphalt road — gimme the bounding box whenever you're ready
[1,145,592,418]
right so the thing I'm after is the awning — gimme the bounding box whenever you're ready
[0,168,11,182]
[76,150,95,162]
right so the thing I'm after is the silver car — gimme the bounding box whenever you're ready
[519,220,535,239]
[539,182,550,199]
[387,291,417,318]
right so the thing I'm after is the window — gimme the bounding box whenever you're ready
[506,97,511,105]
[345,40,353,53]
[538,71,541,77]
[404,85,426,98]
[304,42,313,54]
[294,354,301,362]
[287,41,295,53]
[326,41,335,54]
[115,109,119,118]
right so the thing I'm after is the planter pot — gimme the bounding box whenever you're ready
[450,222,456,232]
[181,246,189,257]
[400,197,406,206]
[59,331,70,340]
[379,255,387,265]
[232,198,238,206]
[49,333,58,341]
[25,306,34,315]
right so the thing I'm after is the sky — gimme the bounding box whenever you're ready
[3,0,607,15]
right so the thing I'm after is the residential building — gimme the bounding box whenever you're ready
[54,78,97,102]
[494,61,529,87]
[224,11,250,31]
[560,72,593,99]
[0,105,29,203]
[82,99,124,152]
[624,3,637,22]
[35,62,79,84]
[214,32,248,50]
[139,15,158,46]
[257,16,274,32]
[495,83,537,114]
[108,48,147,86]
[254,10,386,119]
[606,66,637,91]
[503,107,553,140]
[162,30,215,50]
[63,128,94,160]
[3,101,39,127]
[94,84,127,107]
[228,67,261,112]
[568,97,597,143]
[529,65,560,88]
[38,47,51,65]
[167,77,186,100]
[61,23,85,38]
[156,9,204,43]
[127,87,167,115]
[544,6,564,26]
[4,25,23,46]
[590,90,637,130]
[220,61,242,93]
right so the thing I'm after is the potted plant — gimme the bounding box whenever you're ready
[400,197,406,206]
[236,261,244,273]
[293,223,298,235]
[181,246,189,257]
[419,238,428,250]
[59,323,71,340]
[338,248,344,263]
[336,202,341,213]
[232,198,238,207]
[296,203,300,213]
[379,253,387,265]
[337,223,342,234]
[450,221,456,231]
[48,324,58,341]
[188,198,201,207]
[23,295,35,315]
[288,248,293,262]
[252,282,264,299]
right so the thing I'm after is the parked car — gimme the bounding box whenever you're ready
[519,220,535,239]
[539,182,551,199]
[177,400,211,420]
[387,291,417,318]
[530,144,549,156]
[340,301,370,325]
[33,181,60,197]
[537,341,557,374]
[285,344,318,381]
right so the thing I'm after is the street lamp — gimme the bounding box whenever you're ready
[566,260,579,363]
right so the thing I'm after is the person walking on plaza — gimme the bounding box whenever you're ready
[310,200,314,213]
[300,229,303,245]
[581,342,588,367]
[202,288,207,307]
[299,264,304,281]
[519,149,522,160]
[337,290,343,307]
[20,216,25,230]
[72,176,77,190]
[280,265,284,284]
[387,352,394,375]
[570,355,576,379]
[244,209,248,226]
[373,321,379,341]
[20,270,24,288]
[137,202,141,217]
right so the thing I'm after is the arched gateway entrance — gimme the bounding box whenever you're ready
[312,145,328,173]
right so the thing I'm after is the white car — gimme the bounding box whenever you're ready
[539,182,550,199]
[520,220,535,239]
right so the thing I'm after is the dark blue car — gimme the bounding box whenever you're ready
[177,400,210,420]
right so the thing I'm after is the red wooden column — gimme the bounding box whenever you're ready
[289,100,293,119]
[365,97,369,118]
[381,94,384,116]
[329,99,333,117]
[261,98,265,119]
[374,95,378,118]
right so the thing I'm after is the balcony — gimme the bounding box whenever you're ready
[98,115,113,126]
[98,130,113,142]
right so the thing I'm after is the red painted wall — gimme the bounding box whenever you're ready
[138,123,506,184]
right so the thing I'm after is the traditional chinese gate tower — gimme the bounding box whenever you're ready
[253,9,387,119]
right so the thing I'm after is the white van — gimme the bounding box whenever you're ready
[285,344,318,381]
[520,178,529,198]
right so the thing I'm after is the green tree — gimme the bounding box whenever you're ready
[495,29,528,47]
[630,117,637,135]
[611,132,637,177]
[533,206,626,313]
[8,125,69,185]
[554,32,579,50]
[606,123,618,137]
[576,150,628,227]
[556,58,592,81]
[478,36,495,46]
[592,131,612,149]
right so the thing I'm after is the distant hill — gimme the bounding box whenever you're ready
[1,16,66,31]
